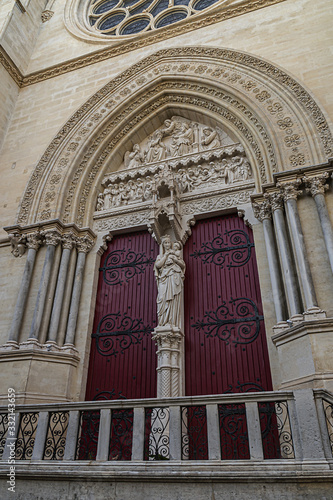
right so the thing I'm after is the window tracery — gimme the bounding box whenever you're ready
[87,0,221,36]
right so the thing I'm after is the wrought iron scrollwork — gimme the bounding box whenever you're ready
[92,312,153,357]
[109,409,133,461]
[92,390,127,401]
[144,407,170,460]
[258,401,295,459]
[190,230,254,269]
[100,249,154,286]
[191,297,264,346]
[0,413,8,458]
[15,412,39,460]
[181,406,208,460]
[218,404,250,460]
[76,411,100,460]
[43,412,69,460]
[223,381,266,394]
[323,400,333,456]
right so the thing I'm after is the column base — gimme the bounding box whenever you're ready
[0,341,20,351]
[303,307,326,321]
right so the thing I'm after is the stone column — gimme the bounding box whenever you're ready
[269,192,303,320]
[304,173,333,274]
[153,326,184,398]
[7,233,41,344]
[279,181,320,315]
[28,230,61,341]
[47,232,75,344]
[252,200,287,324]
[64,235,94,346]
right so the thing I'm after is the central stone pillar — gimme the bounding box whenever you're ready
[152,326,184,398]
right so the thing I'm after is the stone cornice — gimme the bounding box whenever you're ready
[251,158,333,203]
[0,0,286,87]
[272,317,333,347]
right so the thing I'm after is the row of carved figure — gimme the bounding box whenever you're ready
[96,155,252,211]
[124,116,229,169]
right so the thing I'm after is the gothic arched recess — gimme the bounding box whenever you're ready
[5,47,333,404]
[16,47,332,228]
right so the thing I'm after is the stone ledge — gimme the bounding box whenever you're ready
[272,318,333,347]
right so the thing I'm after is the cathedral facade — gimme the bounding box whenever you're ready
[0,0,333,498]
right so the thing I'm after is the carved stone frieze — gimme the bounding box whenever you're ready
[252,201,272,222]
[303,172,330,197]
[96,142,251,212]
[181,190,252,216]
[94,211,149,232]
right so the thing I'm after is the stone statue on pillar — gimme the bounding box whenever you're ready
[153,236,185,398]
[154,237,185,328]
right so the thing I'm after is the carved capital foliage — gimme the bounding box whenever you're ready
[26,232,42,251]
[277,180,302,202]
[304,172,330,197]
[43,230,62,247]
[252,201,272,222]
[61,232,76,250]
[76,235,95,253]
[265,192,284,212]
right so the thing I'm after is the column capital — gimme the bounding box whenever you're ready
[42,229,62,247]
[265,192,284,211]
[252,200,272,222]
[303,172,330,197]
[76,235,95,253]
[277,180,302,202]
[62,231,76,250]
[26,232,42,251]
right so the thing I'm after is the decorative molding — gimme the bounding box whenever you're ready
[41,10,54,23]
[0,0,287,88]
[13,48,333,229]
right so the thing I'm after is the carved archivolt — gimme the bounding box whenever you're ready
[16,47,333,229]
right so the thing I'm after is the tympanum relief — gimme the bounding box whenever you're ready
[95,116,253,212]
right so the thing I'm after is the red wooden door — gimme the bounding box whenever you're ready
[184,214,272,396]
[85,231,158,401]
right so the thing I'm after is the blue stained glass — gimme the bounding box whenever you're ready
[121,17,150,34]
[193,0,219,10]
[174,0,190,5]
[99,13,126,29]
[150,0,169,17]
[93,0,119,14]
[122,0,142,7]
[155,10,186,27]
[131,0,153,15]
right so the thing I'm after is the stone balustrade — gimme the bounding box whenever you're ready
[0,390,332,467]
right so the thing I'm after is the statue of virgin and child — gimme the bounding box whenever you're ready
[154,236,186,329]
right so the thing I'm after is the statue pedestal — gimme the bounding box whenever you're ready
[152,325,184,398]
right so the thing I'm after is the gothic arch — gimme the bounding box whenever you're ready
[17,47,333,228]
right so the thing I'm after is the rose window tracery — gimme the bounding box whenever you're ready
[87,0,221,36]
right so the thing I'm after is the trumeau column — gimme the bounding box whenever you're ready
[304,173,333,275]
[28,230,61,342]
[64,235,94,347]
[268,192,303,321]
[252,200,287,324]
[6,233,42,345]
[278,181,323,317]
[47,232,76,344]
